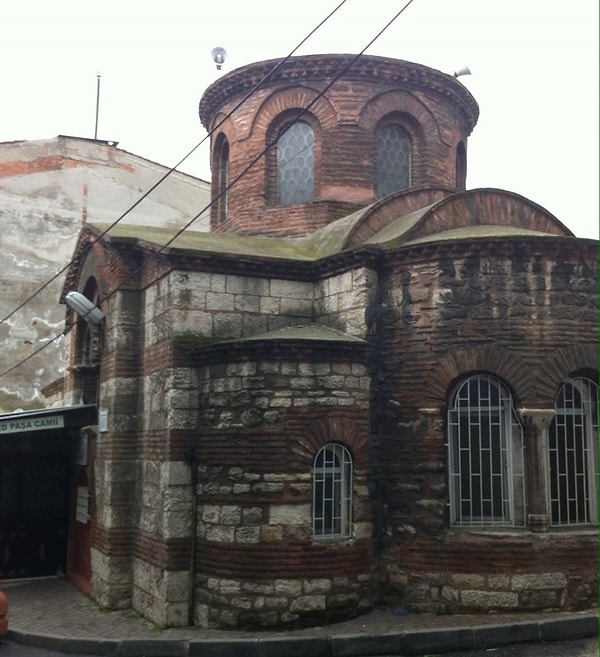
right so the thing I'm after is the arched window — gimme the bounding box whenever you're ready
[548,377,598,526]
[456,141,467,190]
[376,123,411,198]
[313,443,352,538]
[277,121,314,205]
[74,278,102,406]
[214,134,229,224]
[448,374,523,526]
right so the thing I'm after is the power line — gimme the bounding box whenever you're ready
[0,0,417,381]
[0,0,352,330]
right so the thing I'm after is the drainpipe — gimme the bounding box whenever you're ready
[185,449,198,626]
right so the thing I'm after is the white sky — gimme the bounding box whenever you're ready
[2,0,598,239]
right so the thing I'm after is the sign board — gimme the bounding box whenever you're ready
[0,415,65,435]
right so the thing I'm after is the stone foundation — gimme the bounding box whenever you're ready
[386,567,598,613]
[194,573,374,629]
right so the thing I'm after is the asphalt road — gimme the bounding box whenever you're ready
[0,637,597,656]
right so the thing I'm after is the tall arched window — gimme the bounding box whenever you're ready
[548,377,598,526]
[214,134,229,224]
[313,443,352,538]
[448,374,523,527]
[456,141,467,190]
[376,124,411,198]
[277,121,314,205]
[74,278,102,406]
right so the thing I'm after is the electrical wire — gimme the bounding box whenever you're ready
[0,0,417,381]
[0,0,352,330]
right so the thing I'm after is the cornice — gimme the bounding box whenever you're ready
[199,53,479,133]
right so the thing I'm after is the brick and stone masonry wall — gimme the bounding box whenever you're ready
[127,263,375,627]
[199,55,478,236]
[192,357,373,628]
[375,239,598,612]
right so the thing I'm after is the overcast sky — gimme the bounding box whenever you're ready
[2,0,598,239]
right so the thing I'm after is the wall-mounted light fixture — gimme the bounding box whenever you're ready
[65,291,104,326]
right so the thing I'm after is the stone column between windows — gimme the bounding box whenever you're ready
[518,408,555,532]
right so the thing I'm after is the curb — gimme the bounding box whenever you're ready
[5,613,598,656]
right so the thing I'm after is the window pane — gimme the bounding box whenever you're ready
[313,444,352,538]
[448,375,513,526]
[278,122,314,205]
[376,124,410,198]
[548,378,598,526]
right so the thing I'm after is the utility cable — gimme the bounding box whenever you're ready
[0,0,417,380]
[0,0,352,329]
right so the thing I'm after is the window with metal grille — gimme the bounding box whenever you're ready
[376,124,411,198]
[313,443,352,539]
[277,121,314,205]
[448,374,523,527]
[548,377,598,526]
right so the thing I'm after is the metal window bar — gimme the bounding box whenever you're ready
[313,444,353,538]
[449,374,515,527]
[548,378,598,526]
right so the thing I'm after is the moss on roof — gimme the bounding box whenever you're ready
[88,223,330,261]
[392,224,564,248]
[235,324,366,343]
[177,324,366,349]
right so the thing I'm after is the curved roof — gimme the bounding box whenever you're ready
[301,187,574,254]
[64,187,582,296]
[199,53,479,134]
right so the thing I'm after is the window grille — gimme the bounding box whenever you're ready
[376,124,411,198]
[548,377,598,526]
[277,121,314,205]
[448,374,522,527]
[313,443,352,538]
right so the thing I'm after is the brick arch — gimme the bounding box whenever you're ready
[425,344,531,408]
[247,86,338,141]
[359,90,441,143]
[208,110,234,139]
[292,413,369,470]
[535,344,599,406]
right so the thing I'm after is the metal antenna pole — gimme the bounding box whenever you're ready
[94,73,101,139]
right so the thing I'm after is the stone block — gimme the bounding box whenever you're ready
[219,578,242,594]
[205,525,235,542]
[289,595,326,612]
[235,526,260,543]
[274,579,302,596]
[260,525,283,542]
[452,573,485,589]
[164,570,190,603]
[461,590,518,609]
[521,589,560,608]
[161,461,191,486]
[352,522,373,540]
[269,279,313,299]
[202,505,220,523]
[511,572,567,591]
[268,503,311,525]
[303,578,332,594]
[164,601,189,628]
[220,505,242,524]
[163,509,192,539]
[488,575,510,590]
[242,507,264,523]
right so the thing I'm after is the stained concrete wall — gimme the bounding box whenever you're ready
[0,135,210,412]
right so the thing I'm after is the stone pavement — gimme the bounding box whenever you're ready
[2,577,598,656]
